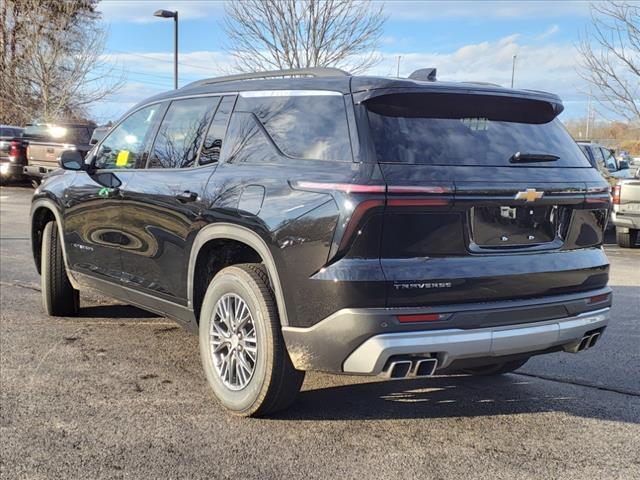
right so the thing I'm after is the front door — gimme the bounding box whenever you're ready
[62,103,165,286]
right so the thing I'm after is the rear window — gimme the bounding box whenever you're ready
[236,93,352,161]
[366,93,590,167]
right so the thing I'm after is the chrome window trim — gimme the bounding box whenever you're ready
[239,90,343,98]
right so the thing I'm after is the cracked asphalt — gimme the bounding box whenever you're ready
[1,184,639,479]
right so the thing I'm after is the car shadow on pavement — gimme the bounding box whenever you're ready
[77,304,161,319]
[275,374,639,424]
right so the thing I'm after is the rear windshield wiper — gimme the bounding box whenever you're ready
[509,152,560,163]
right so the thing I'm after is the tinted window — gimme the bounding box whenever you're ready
[148,97,218,169]
[94,104,162,170]
[222,112,276,164]
[236,93,352,161]
[200,96,235,165]
[366,93,590,167]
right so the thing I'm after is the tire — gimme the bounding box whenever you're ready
[199,263,304,417]
[616,227,638,248]
[461,358,529,376]
[41,221,80,316]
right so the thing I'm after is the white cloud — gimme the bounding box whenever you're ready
[98,0,224,23]
[537,24,561,40]
[370,34,589,108]
[380,0,590,21]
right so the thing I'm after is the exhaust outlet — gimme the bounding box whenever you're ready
[385,360,412,379]
[588,332,600,348]
[414,358,438,377]
[578,336,590,352]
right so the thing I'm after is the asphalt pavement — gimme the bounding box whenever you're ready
[1,184,639,479]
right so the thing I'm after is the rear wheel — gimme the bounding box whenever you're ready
[616,227,638,248]
[461,358,529,376]
[199,264,304,417]
[41,221,80,316]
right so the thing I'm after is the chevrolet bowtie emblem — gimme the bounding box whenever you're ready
[514,188,544,202]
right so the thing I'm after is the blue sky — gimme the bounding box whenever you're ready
[94,0,601,123]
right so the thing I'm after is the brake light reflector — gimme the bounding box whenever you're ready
[588,293,610,304]
[397,313,443,323]
[612,185,621,205]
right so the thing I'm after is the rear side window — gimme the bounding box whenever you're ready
[148,97,218,169]
[223,112,276,164]
[366,93,590,168]
[236,93,352,161]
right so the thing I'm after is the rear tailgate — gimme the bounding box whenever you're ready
[364,91,610,308]
[617,178,640,216]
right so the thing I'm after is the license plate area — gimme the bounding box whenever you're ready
[470,205,558,247]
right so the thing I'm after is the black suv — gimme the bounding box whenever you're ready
[31,68,612,416]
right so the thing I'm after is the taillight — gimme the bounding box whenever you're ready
[612,185,621,205]
[8,140,19,159]
[292,181,385,194]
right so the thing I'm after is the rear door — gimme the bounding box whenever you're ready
[118,95,231,305]
[363,92,609,307]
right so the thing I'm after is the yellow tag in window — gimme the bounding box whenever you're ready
[116,150,130,167]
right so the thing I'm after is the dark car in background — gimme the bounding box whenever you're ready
[31,68,612,416]
[0,125,26,183]
[22,123,95,183]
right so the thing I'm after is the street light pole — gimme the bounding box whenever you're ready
[154,9,179,89]
[511,54,517,88]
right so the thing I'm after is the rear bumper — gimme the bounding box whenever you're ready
[282,288,611,374]
[23,165,56,178]
[342,308,609,375]
[612,211,640,229]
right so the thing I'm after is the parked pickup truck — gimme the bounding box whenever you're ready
[23,123,95,182]
[612,169,640,247]
[0,125,26,182]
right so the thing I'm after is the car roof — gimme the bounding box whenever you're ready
[131,71,563,116]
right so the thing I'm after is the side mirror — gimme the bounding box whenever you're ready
[618,160,629,170]
[90,138,98,145]
[59,150,84,171]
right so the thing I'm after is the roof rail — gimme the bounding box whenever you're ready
[182,67,350,89]
[408,68,437,82]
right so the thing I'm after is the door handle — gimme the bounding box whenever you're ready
[176,190,198,203]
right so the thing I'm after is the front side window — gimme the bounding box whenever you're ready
[236,93,352,161]
[94,104,162,170]
[148,97,218,169]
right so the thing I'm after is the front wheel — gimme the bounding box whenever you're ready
[41,221,80,316]
[199,264,304,417]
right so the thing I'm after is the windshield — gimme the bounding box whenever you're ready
[366,93,590,168]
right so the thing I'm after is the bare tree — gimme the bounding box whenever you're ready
[577,1,640,123]
[223,0,387,74]
[0,0,123,125]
